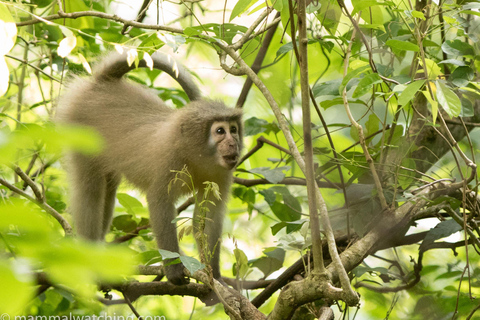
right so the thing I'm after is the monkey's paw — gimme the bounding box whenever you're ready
[165,264,190,285]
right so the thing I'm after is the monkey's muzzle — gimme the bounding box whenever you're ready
[223,154,239,168]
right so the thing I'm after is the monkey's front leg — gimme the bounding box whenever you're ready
[147,193,189,285]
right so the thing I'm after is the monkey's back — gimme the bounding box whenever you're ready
[57,77,181,190]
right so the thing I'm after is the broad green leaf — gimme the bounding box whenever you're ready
[340,65,371,94]
[315,0,342,35]
[397,80,425,105]
[233,248,249,278]
[312,79,342,97]
[230,0,257,21]
[179,256,205,274]
[386,39,419,52]
[450,66,474,87]
[244,117,268,136]
[352,73,382,98]
[249,166,290,184]
[112,215,138,233]
[359,23,385,32]
[320,98,366,109]
[441,40,475,57]
[158,249,180,260]
[117,193,144,215]
[419,219,462,252]
[411,10,426,20]
[352,0,383,16]
[365,114,379,137]
[436,80,461,118]
[419,58,441,80]
[250,255,283,278]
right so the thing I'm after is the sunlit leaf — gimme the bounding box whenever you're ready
[386,39,419,52]
[397,80,425,105]
[127,48,138,66]
[58,36,77,58]
[0,19,17,55]
[419,58,441,80]
[436,80,461,118]
[143,52,154,71]
[230,0,257,21]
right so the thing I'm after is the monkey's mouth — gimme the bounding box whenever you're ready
[223,155,239,167]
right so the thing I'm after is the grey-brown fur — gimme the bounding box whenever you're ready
[56,52,243,285]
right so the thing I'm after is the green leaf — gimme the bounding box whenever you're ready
[117,193,144,215]
[441,40,475,57]
[312,79,342,97]
[352,73,382,98]
[250,255,283,278]
[179,256,205,274]
[352,1,384,16]
[244,117,268,136]
[320,98,366,109]
[365,114,379,137]
[230,0,257,21]
[158,249,180,260]
[386,39,419,52]
[411,10,426,20]
[436,80,461,118]
[233,248,249,278]
[450,66,474,87]
[249,166,290,184]
[419,219,462,252]
[340,65,371,94]
[112,215,138,233]
[419,58,441,80]
[397,80,425,105]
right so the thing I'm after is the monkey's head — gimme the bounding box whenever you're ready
[180,100,243,172]
[210,119,241,170]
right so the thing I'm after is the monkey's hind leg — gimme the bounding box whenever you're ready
[69,154,109,241]
[101,173,121,239]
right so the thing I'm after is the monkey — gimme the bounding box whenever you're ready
[56,51,243,285]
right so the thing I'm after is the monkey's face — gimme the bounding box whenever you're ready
[210,120,241,170]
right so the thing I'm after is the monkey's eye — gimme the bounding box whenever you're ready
[231,126,237,134]
[216,127,226,134]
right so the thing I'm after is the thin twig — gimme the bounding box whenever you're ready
[0,176,72,235]
[341,14,388,210]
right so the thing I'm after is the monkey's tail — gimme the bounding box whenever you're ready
[93,52,202,101]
